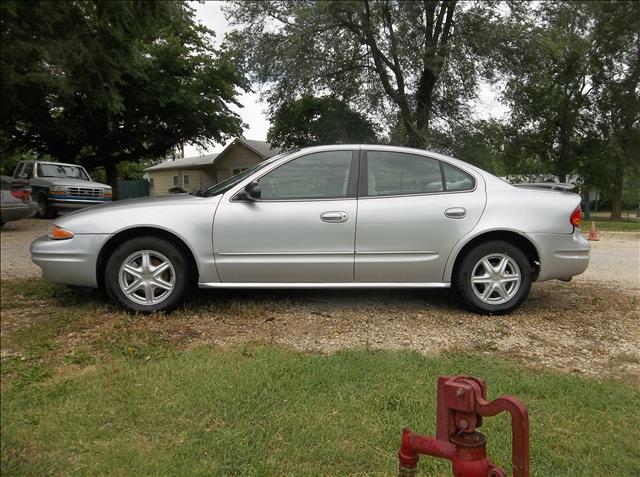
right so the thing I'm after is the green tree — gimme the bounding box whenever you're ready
[226,0,500,148]
[495,1,639,218]
[267,96,378,149]
[496,2,595,182]
[587,1,639,219]
[1,1,247,198]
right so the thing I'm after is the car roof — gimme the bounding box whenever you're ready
[295,144,486,172]
[21,160,85,168]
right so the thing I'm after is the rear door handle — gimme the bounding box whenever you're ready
[445,207,466,219]
[321,211,348,223]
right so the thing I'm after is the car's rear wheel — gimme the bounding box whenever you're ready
[455,240,532,315]
[105,236,190,312]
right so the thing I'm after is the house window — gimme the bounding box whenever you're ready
[232,167,248,176]
[173,175,180,186]
[183,174,190,186]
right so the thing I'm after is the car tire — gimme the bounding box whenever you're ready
[37,194,56,219]
[455,240,532,315]
[104,236,191,313]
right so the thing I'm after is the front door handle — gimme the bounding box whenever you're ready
[445,207,466,219]
[321,211,348,223]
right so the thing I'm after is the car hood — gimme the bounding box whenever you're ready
[54,193,221,233]
[62,193,196,215]
[32,177,110,188]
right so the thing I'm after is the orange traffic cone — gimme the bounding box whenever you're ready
[588,221,599,241]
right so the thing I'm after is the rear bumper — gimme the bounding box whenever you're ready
[30,234,110,287]
[528,230,590,281]
[1,202,38,222]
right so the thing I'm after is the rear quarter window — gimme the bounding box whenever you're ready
[442,162,475,192]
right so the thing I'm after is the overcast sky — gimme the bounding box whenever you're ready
[184,1,505,157]
[184,1,269,156]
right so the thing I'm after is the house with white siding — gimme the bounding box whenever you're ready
[144,139,281,196]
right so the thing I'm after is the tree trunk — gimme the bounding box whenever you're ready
[105,162,120,201]
[415,66,438,137]
[610,156,624,220]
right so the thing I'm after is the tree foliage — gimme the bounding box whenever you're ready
[495,1,639,218]
[0,0,248,197]
[586,0,640,218]
[225,0,500,148]
[267,96,378,149]
[496,2,594,181]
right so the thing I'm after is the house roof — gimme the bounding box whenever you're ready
[236,138,281,158]
[143,139,281,173]
[143,153,219,172]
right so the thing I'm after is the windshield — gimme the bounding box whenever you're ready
[196,151,294,197]
[37,163,90,181]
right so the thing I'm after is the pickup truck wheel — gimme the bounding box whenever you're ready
[105,236,190,313]
[455,240,532,315]
[37,194,56,219]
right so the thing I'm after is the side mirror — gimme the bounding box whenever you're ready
[236,180,261,201]
[244,181,261,200]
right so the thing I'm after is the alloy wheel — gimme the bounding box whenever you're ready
[118,250,176,306]
[470,253,521,305]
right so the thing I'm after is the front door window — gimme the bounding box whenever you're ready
[259,151,354,200]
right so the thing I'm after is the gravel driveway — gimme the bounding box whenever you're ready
[1,219,50,279]
[1,219,639,381]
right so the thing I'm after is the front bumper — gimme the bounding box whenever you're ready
[49,198,111,210]
[30,234,111,288]
[527,229,590,281]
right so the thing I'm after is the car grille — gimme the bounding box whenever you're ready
[65,187,105,198]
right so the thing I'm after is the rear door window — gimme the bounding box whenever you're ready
[364,151,443,196]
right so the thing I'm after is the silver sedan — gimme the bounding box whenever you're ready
[30,145,590,314]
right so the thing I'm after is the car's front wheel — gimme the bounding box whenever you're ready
[37,194,57,219]
[105,236,191,312]
[455,240,532,315]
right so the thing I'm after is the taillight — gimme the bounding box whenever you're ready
[570,206,581,228]
[11,189,31,201]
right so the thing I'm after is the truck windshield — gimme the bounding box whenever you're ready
[196,151,294,197]
[37,163,90,181]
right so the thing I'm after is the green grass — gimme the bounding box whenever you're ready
[2,346,639,477]
[2,278,639,475]
[582,220,639,232]
[580,214,640,232]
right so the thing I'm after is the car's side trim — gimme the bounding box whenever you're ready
[216,251,436,256]
[198,282,451,289]
[355,250,437,255]
[217,251,353,256]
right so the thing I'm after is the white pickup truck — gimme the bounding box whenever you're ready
[14,160,112,218]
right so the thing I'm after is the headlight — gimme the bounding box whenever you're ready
[48,225,74,240]
[103,188,112,198]
[49,186,66,195]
